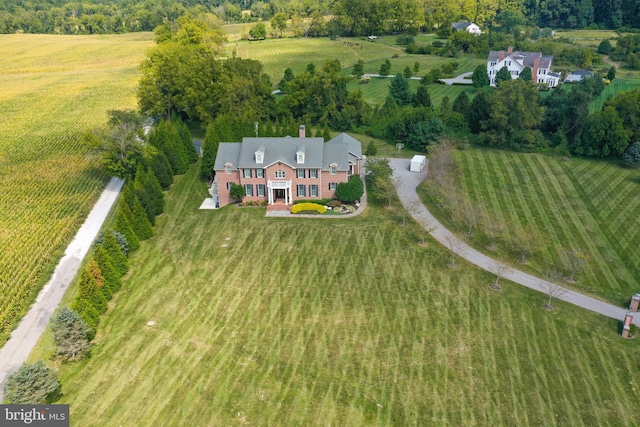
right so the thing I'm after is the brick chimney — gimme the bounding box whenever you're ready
[630,293,640,312]
[507,46,513,54]
[498,51,505,62]
[299,125,305,138]
[622,312,634,338]
[532,57,540,81]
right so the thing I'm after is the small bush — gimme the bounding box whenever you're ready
[291,203,327,214]
[293,198,333,205]
[326,200,342,208]
[392,53,399,58]
[432,40,444,48]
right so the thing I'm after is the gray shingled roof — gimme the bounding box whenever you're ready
[326,133,363,160]
[487,51,553,69]
[570,69,593,76]
[214,134,363,172]
[213,143,241,170]
[452,22,471,30]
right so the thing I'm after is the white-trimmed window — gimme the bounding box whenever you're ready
[329,183,337,191]
[297,184,306,197]
[296,169,305,178]
[275,170,285,178]
[255,152,264,163]
[297,151,305,164]
[331,166,337,175]
[257,184,265,196]
[244,184,253,196]
[226,182,232,190]
[310,185,318,197]
[256,169,264,178]
[243,169,252,178]
[226,167,232,174]
[309,169,318,178]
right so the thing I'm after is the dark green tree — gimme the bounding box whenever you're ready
[466,91,491,134]
[123,185,154,240]
[149,150,173,190]
[3,361,61,404]
[404,66,413,78]
[413,61,420,74]
[481,79,544,149]
[149,120,188,175]
[471,64,490,88]
[389,73,412,106]
[93,246,121,295]
[335,175,364,203]
[440,96,451,115]
[200,122,220,180]
[452,91,470,116]
[607,66,616,81]
[278,67,295,92]
[134,167,164,224]
[413,85,432,108]
[519,66,532,81]
[495,66,512,86]
[176,119,198,163]
[598,39,613,54]
[379,58,391,76]
[322,125,331,142]
[102,231,128,276]
[249,22,266,39]
[365,140,378,156]
[353,59,365,79]
[50,307,91,361]
[114,206,140,252]
[573,106,629,157]
[230,183,245,202]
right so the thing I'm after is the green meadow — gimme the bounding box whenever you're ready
[418,146,640,305]
[29,164,640,426]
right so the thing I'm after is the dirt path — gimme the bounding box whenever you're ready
[0,178,123,401]
[390,158,639,327]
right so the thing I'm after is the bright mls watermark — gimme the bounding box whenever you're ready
[1,405,69,426]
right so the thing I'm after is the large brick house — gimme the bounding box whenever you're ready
[487,47,560,87]
[213,127,362,207]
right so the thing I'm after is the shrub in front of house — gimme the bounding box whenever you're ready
[291,203,327,214]
[326,200,342,208]
[293,198,333,205]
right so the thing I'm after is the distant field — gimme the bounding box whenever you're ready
[29,163,640,426]
[418,146,640,305]
[590,78,640,111]
[554,29,619,47]
[230,37,403,82]
[0,33,154,344]
[348,78,477,107]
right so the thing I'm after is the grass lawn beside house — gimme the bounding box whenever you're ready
[27,163,640,426]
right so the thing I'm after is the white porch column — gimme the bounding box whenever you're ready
[267,181,273,205]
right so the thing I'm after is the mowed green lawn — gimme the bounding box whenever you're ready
[31,164,640,426]
[419,146,640,305]
[0,33,154,344]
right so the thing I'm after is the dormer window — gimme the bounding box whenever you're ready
[296,147,305,164]
[225,162,233,174]
[255,146,265,164]
[330,163,337,175]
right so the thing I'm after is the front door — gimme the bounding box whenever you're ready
[275,189,285,200]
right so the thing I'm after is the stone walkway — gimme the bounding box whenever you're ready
[0,178,124,400]
[389,158,639,326]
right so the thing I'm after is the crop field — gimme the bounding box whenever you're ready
[0,33,154,344]
[590,78,640,111]
[418,146,640,305]
[30,164,640,426]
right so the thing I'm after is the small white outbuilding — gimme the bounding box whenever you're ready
[410,155,426,173]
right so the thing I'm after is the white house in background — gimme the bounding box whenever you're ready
[487,47,560,88]
[565,69,593,82]
[451,22,481,35]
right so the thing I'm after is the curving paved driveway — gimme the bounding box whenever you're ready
[390,158,639,326]
[0,178,124,401]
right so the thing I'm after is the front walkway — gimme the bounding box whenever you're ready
[389,158,639,326]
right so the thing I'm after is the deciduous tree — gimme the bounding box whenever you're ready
[471,64,489,88]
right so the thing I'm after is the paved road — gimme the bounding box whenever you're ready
[390,158,639,326]
[0,178,123,401]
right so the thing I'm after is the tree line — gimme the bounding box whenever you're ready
[2,0,640,35]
